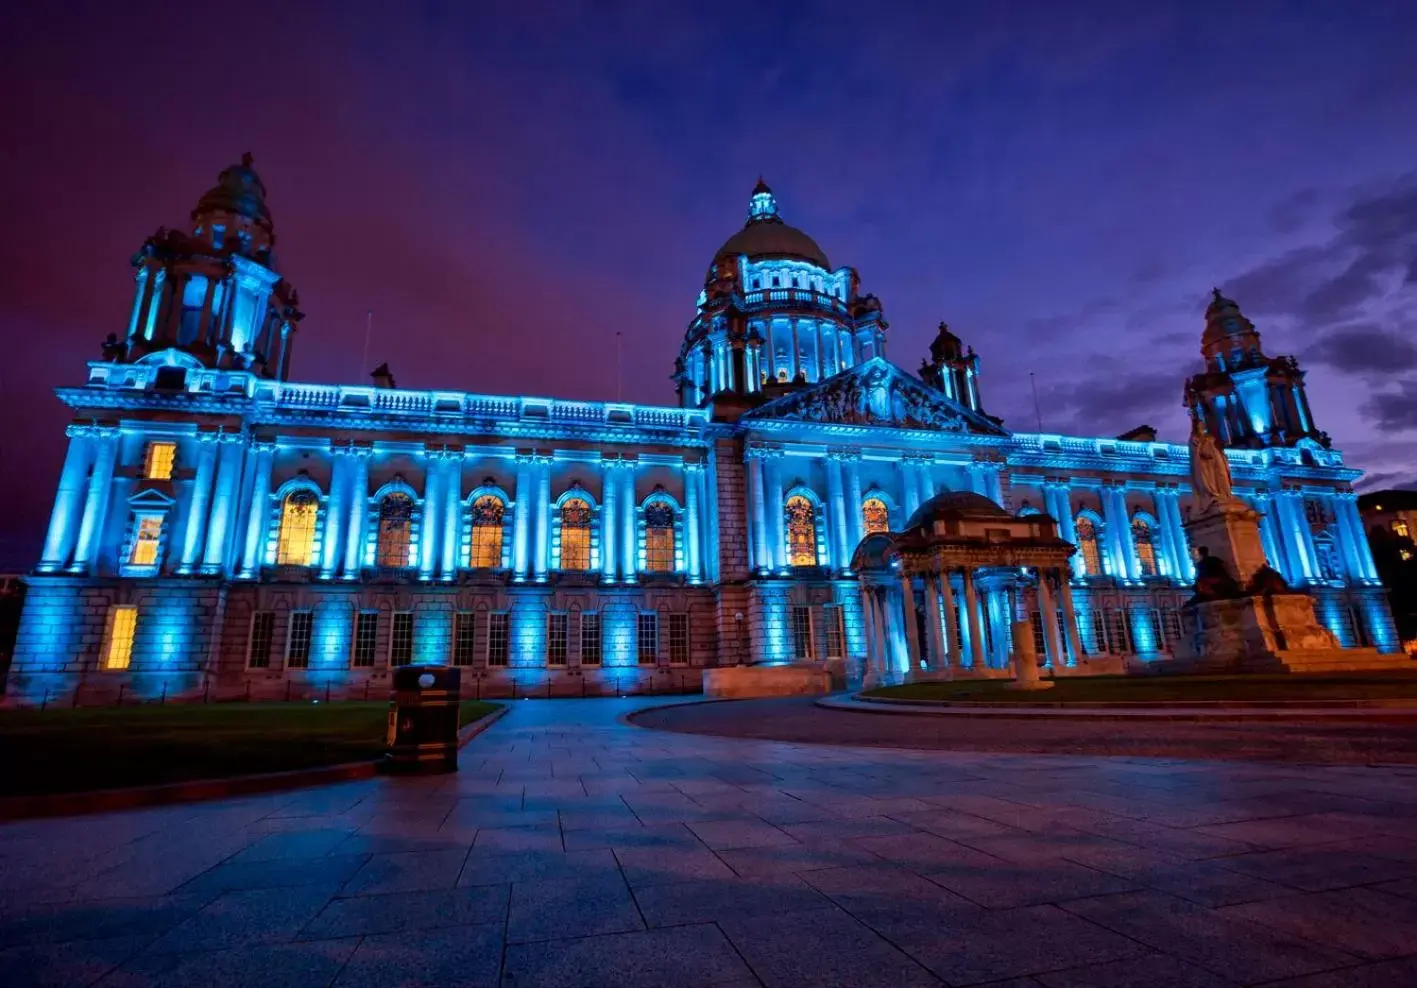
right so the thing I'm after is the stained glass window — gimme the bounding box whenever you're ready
[469,495,504,568]
[645,501,675,572]
[862,497,890,535]
[276,490,318,566]
[1075,516,1103,576]
[560,497,592,571]
[786,495,818,566]
[376,493,414,567]
[1132,517,1157,577]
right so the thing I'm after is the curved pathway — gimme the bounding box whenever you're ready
[3,697,1417,986]
[633,695,1417,763]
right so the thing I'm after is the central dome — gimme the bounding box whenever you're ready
[713,179,831,269]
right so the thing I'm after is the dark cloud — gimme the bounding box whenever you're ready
[1265,187,1323,236]
[1306,322,1417,376]
[1034,367,1183,437]
[1356,470,1417,492]
[1361,380,1417,433]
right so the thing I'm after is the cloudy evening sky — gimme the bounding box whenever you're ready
[2,0,1416,564]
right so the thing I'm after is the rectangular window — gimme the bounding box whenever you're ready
[143,440,176,480]
[286,610,313,668]
[1147,608,1165,653]
[580,612,602,665]
[669,613,690,664]
[637,612,658,664]
[1161,607,1182,646]
[352,611,378,668]
[1088,609,1107,654]
[824,604,845,658]
[247,611,275,669]
[1031,611,1047,656]
[791,605,815,659]
[103,605,138,670]
[390,611,414,667]
[487,612,509,666]
[452,611,476,666]
[1105,609,1130,654]
[129,515,163,566]
[548,613,568,666]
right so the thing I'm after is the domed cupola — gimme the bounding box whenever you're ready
[1185,288,1327,450]
[712,179,832,270]
[115,155,303,381]
[676,180,889,415]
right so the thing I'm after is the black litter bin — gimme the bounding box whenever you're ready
[385,665,461,774]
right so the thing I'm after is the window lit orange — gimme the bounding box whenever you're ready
[375,493,414,567]
[862,497,890,535]
[276,490,318,566]
[143,441,176,480]
[469,495,505,568]
[103,605,137,670]
[559,497,592,571]
[1132,518,1157,577]
[786,495,818,566]
[1075,516,1103,576]
[130,516,163,566]
[645,501,675,572]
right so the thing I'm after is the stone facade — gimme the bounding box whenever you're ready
[4,163,1401,704]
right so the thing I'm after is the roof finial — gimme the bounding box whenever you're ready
[241,151,254,168]
[1211,286,1225,304]
[748,178,778,223]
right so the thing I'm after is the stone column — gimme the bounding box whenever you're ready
[825,454,846,570]
[859,586,879,683]
[1104,486,1139,582]
[1163,492,1196,582]
[900,574,922,672]
[512,453,532,581]
[790,319,801,380]
[176,433,219,574]
[1253,493,1285,578]
[320,449,349,580]
[917,459,935,507]
[844,452,864,552]
[767,453,786,572]
[1341,495,1379,583]
[923,575,946,671]
[901,459,920,517]
[601,458,619,581]
[871,589,891,681]
[419,451,442,579]
[1057,572,1084,665]
[941,568,960,665]
[343,446,370,577]
[748,450,768,573]
[441,453,463,579]
[1276,491,1316,583]
[535,454,553,582]
[962,568,985,669]
[1037,571,1065,668]
[239,442,276,576]
[200,435,246,575]
[685,461,703,582]
[38,426,94,573]
[620,459,637,582]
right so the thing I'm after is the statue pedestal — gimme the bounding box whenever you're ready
[1159,593,1409,673]
[1185,500,1269,588]
[1005,618,1054,691]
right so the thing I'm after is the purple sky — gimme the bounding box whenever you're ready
[3,1,1417,566]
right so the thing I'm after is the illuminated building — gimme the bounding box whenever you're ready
[6,160,1399,701]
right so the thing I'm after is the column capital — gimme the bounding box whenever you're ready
[746,442,783,460]
[828,447,862,463]
[251,438,279,455]
[682,458,706,473]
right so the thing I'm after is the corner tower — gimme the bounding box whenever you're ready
[676,180,889,413]
[919,321,988,416]
[116,154,303,380]
[1185,289,1325,449]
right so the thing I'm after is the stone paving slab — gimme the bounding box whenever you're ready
[4,696,1417,986]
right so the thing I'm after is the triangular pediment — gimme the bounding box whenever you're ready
[128,486,177,508]
[743,358,1007,435]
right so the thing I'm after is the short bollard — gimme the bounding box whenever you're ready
[385,665,462,774]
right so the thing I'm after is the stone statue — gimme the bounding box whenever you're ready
[1189,416,1235,515]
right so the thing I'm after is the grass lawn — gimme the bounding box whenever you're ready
[863,672,1417,705]
[0,700,499,798]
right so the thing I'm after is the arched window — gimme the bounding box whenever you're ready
[786,495,818,566]
[1075,515,1103,577]
[862,497,890,535]
[1132,518,1157,577]
[559,497,592,571]
[276,490,318,566]
[645,501,676,572]
[469,495,505,568]
[376,493,414,567]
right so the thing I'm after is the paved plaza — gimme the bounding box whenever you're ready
[5,698,1417,987]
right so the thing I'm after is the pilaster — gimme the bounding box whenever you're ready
[238,441,276,577]
[177,432,220,574]
[200,433,246,575]
[619,457,637,583]
[601,457,619,581]
[684,460,703,583]
[441,451,463,580]
[512,453,533,581]
[824,453,847,571]
[38,425,95,573]
[320,447,349,580]
[342,444,372,578]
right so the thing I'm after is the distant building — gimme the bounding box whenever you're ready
[1359,489,1417,646]
[4,159,1399,703]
